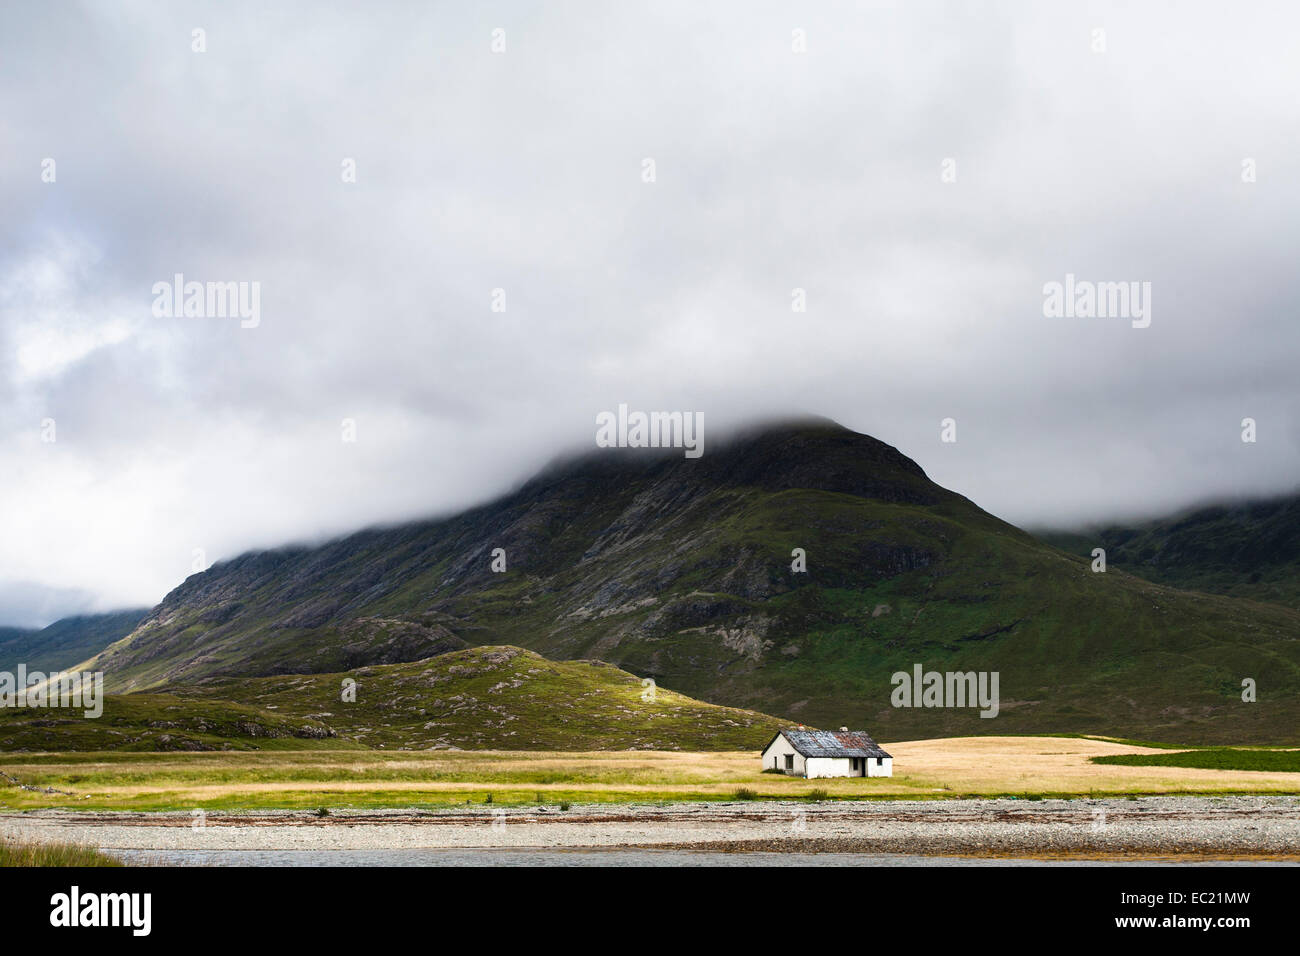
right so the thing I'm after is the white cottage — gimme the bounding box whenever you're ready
[761,727,893,779]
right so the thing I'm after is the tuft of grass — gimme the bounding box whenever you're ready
[807,788,829,801]
[732,787,758,801]
[0,838,122,867]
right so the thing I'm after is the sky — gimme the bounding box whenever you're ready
[1,1,1298,627]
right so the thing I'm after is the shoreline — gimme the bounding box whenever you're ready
[4,795,1297,859]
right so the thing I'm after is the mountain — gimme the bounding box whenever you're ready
[80,418,1300,744]
[0,646,783,751]
[1035,492,1300,609]
[0,609,150,673]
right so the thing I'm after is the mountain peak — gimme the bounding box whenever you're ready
[529,415,938,508]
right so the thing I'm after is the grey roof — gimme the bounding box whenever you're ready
[766,729,892,759]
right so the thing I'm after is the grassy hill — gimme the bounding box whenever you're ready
[72,419,1300,745]
[171,645,783,751]
[0,646,784,752]
[0,691,340,752]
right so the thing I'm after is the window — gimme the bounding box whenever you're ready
[784,754,794,770]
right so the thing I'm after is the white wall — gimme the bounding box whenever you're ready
[761,734,805,776]
[804,756,855,779]
[867,756,893,777]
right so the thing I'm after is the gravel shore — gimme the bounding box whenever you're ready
[3,796,1298,857]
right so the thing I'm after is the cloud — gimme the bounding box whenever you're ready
[0,580,101,631]
[2,1,1298,623]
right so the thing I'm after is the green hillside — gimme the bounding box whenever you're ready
[0,646,783,751]
[0,691,339,752]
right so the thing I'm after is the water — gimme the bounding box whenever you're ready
[107,847,1292,867]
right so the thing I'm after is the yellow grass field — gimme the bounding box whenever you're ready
[1,736,1298,811]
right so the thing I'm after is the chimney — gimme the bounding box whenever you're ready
[840,726,848,732]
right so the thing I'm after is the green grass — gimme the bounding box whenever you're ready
[0,838,123,867]
[1092,748,1300,772]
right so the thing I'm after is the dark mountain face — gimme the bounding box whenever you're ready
[83,420,1300,744]
[1036,492,1300,609]
[0,609,150,673]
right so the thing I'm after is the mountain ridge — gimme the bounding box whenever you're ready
[0,609,150,674]
[1035,490,1300,609]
